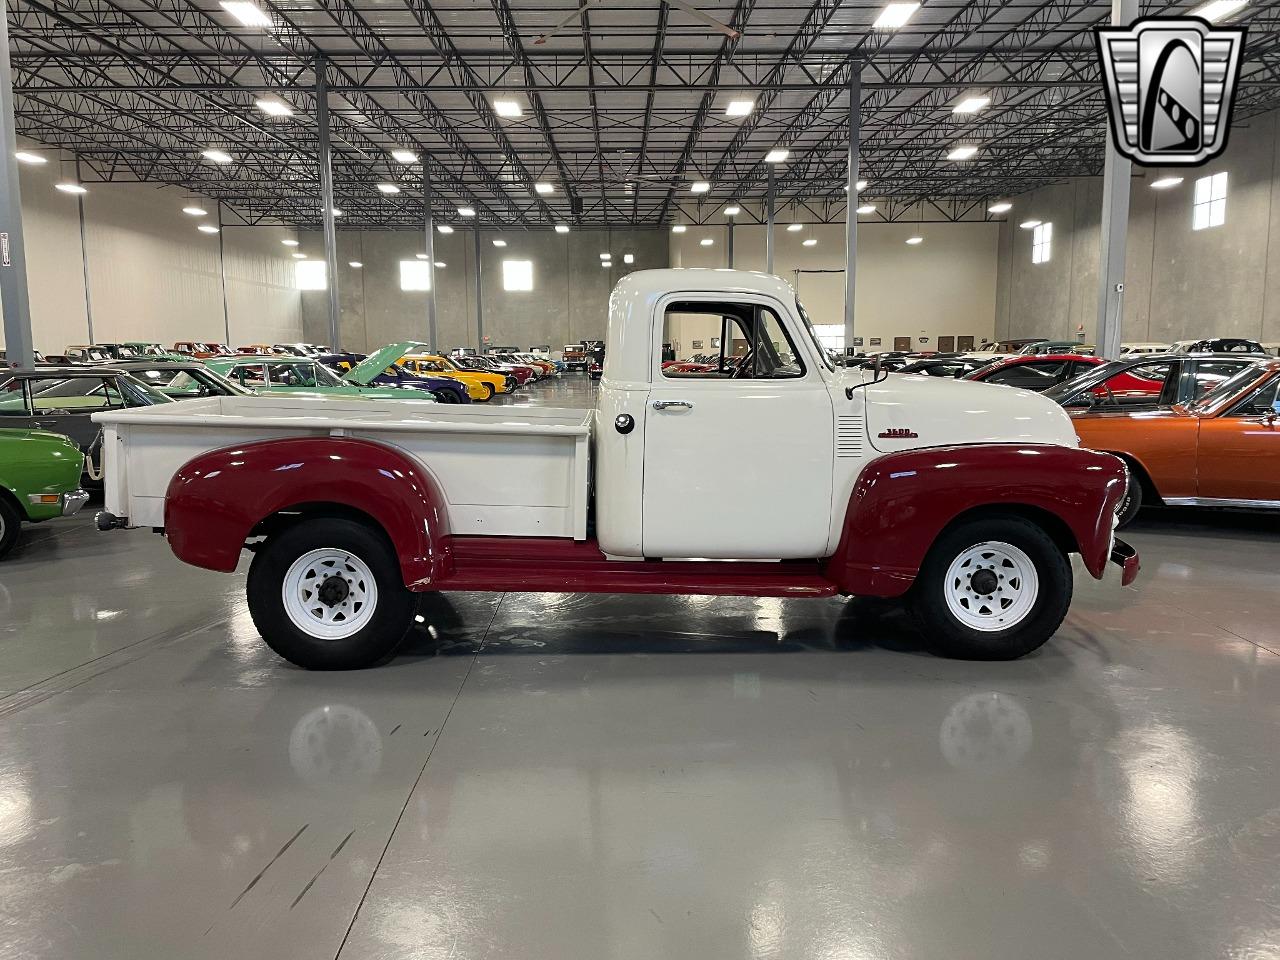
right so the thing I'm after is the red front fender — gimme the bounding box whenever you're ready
[164,436,451,587]
[824,444,1129,597]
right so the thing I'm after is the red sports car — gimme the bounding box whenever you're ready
[963,353,1160,395]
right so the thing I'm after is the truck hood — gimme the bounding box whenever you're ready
[840,369,1079,453]
[344,341,430,386]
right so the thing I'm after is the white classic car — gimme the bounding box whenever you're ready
[94,269,1137,669]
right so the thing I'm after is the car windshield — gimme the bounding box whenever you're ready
[1192,362,1275,412]
[794,297,834,372]
[1042,360,1135,404]
[265,361,344,387]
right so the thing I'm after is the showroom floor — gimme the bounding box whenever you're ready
[2,378,1278,960]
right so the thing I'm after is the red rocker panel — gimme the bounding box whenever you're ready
[824,443,1128,597]
[164,436,451,586]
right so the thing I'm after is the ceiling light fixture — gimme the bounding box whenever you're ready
[690,181,711,194]
[1019,219,1042,229]
[946,145,979,161]
[55,182,87,194]
[349,261,362,268]
[671,224,687,233]
[725,99,754,117]
[457,206,476,217]
[1151,176,1185,189]
[493,99,523,118]
[14,151,46,164]
[787,223,803,232]
[988,201,1013,213]
[764,148,790,163]
[905,235,924,245]
[201,149,233,163]
[437,224,453,234]
[183,205,208,217]
[198,224,220,234]
[534,182,554,195]
[700,237,714,246]
[281,238,299,246]
[376,182,400,194]
[435,261,446,268]
[1191,0,1246,21]
[952,95,991,114]
[390,149,418,163]
[802,238,817,247]
[724,205,741,216]
[492,239,507,247]
[555,224,570,233]
[219,1,272,28]
[254,95,293,117]
[416,253,429,260]
[624,254,634,264]
[873,2,919,29]
[856,204,876,214]
[600,252,612,260]
[292,251,307,258]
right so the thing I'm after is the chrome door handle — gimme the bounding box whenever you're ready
[651,399,694,410]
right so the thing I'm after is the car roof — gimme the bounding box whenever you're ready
[108,359,208,371]
[4,365,129,376]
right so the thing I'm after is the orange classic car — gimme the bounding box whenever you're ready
[1054,357,1280,526]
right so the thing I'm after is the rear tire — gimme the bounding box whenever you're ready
[1115,468,1143,529]
[247,518,415,669]
[0,497,21,560]
[432,389,459,403]
[907,516,1071,660]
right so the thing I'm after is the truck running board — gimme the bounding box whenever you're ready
[436,537,841,598]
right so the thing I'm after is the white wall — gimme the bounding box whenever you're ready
[0,157,303,355]
[670,219,999,351]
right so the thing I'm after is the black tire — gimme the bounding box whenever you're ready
[246,517,415,669]
[432,389,459,404]
[0,497,21,561]
[907,515,1072,660]
[1115,467,1143,529]
[480,383,495,401]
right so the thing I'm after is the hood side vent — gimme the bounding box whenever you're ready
[835,415,865,458]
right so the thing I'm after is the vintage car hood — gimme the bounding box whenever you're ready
[344,341,430,386]
[840,369,1079,454]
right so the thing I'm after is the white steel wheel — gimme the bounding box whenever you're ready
[282,548,380,640]
[943,540,1040,632]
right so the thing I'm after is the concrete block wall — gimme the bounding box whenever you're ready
[996,107,1280,345]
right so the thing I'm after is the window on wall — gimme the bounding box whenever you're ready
[399,260,431,291]
[294,260,326,290]
[1031,222,1052,264]
[811,324,845,352]
[1193,172,1227,230]
[502,259,534,292]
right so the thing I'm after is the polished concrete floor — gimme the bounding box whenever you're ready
[2,375,1279,959]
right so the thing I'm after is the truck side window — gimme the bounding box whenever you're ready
[662,302,805,380]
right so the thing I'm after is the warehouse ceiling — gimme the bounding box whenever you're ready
[8,0,1280,228]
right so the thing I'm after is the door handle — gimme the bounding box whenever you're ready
[651,399,694,410]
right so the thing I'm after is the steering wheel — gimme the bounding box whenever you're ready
[731,353,753,379]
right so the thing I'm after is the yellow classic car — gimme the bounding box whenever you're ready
[399,354,511,401]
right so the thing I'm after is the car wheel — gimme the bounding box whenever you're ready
[432,389,459,404]
[907,516,1071,660]
[1115,468,1143,529]
[0,497,21,560]
[480,383,495,401]
[247,517,415,669]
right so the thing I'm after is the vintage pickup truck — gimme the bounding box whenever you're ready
[94,269,1138,669]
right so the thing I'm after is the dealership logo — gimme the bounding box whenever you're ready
[1096,17,1246,166]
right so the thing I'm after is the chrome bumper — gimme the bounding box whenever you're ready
[62,489,90,517]
[1110,538,1140,586]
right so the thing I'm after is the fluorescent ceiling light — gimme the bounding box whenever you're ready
[14,151,46,164]
[988,201,1013,213]
[671,224,687,233]
[376,182,400,194]
[601,261,611,268]
[700,238,714,246]
[390,149,418,163]
[457,206,476,217]
[291,252,307,258]
[416,253,429,259]
[1151,176,1184,189]
[492,239,507,247]
[690,181,711,194]
[330,208,342,217]
[555,224,570,233]
[725,99,754,117]
[946,145,979,161]
[1019,219,1042,229]
[183,205,208,216]
[623,254,634,264]
[952,95,990,114]
[600,252,612,260]
[873,2,919,29]
[1191,0,1246,21]
[905,236,924,245]
[201,149,233,163]
[281,238,299,246]
[856,204,876,214]
[764,148,790,163]
[435,261,446,268]
[857,180,867,191]
[802,238,817,247]
[197,224,220,234]
[349,261,363,268]
[534,182,554,195]
[219,1,272,27]
[55,182,87,194]
[254,95,293,117]
[437,224,454,234]
[493,99,523,118]
[787,223,803,232]
[724,205,741,216]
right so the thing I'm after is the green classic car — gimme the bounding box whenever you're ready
[205,355,437,403]
[0,428,88,559]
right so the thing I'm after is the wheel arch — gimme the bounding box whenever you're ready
[0,483,29,522]
[1105,450,1163,505]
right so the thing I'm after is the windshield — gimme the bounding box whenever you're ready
[794,297,834,372]
[1192,361,1274,412]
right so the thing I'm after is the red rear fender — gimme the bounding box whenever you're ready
[163,436,450,586]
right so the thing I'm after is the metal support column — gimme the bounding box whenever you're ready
[0,0,35,370]
[76,159,95,344]
[217,202,231,345]
[473,228,484,348]
[422,157,438,352]
[765,168,776,274]
[843,70,860,350]
[315,57,342,350]
[1094,0,1138,360]
[727,220,735,269]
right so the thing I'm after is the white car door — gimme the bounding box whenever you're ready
[641,294,834,559]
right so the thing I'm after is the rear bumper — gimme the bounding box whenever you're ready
[1110,538,1140,586]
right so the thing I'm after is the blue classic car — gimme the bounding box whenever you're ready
[320,343,471,403]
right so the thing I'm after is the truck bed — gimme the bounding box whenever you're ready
[94,395,593,538]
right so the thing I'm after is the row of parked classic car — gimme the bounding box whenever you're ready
[0,339,579,559]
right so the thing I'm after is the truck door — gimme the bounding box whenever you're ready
[642,296,834,559]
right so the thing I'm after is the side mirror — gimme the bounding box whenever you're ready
[845,355,886,399]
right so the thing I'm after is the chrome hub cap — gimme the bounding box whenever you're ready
[283,548,378,640]
[944,541,1039,632]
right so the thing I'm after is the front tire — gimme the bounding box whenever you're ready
[1115,468,1143,529]
[247,518,415,669]
[907,516,1071,660]
[0,497,21,560]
